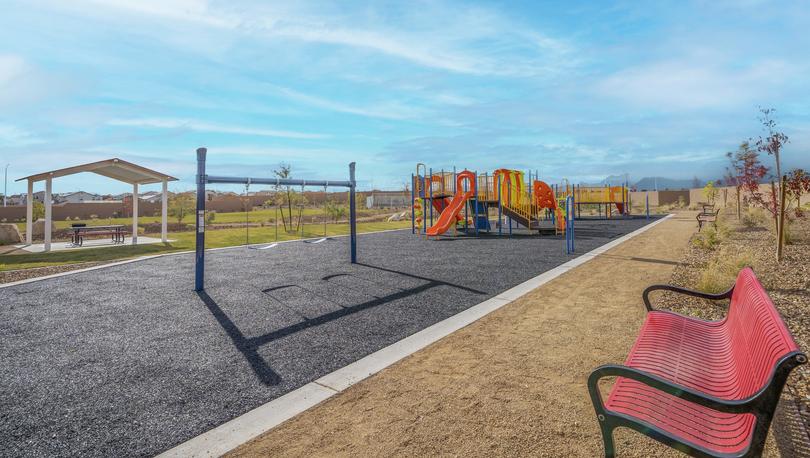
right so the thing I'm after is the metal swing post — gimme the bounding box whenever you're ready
[349,162,357,264]
[194,147,207,292]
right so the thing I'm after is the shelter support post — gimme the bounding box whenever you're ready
[26,179,33,244]
[44,176,52,252]
[161,179,168,243]
[132,182,139,244]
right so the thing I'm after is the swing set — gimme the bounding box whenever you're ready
[241,181,332,247]
[195,147,358,292]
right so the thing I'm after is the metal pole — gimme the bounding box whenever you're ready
[349,162,357,264]
[411,173,415,234]
[194,147,207,292]
[3,163,7,207]
[474,171,479,236]
[429,167,434,227]
[646,192,650,220]
[498,174,502,236]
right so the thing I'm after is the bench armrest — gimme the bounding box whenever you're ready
[642,284,733,311]
[588,364,755,415]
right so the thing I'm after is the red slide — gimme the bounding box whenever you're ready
[426,171,475,236]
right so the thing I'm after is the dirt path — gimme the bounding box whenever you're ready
[228,213,773,457]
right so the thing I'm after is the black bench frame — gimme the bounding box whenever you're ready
[587,283,807,458]
[696,204,719,231]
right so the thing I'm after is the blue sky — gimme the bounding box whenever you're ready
[1,0,809,195]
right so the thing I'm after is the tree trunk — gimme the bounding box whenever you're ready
[777,175,787,262]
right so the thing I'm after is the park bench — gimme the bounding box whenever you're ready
[696,204,719,231]
[588,268,806,457]
[70,224,126,247]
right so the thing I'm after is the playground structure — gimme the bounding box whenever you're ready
[194,147,357,291]
[557,183,631,219]
[411,165,629,242]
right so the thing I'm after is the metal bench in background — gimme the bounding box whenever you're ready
[696,203,719,231]
[588,267,806,457]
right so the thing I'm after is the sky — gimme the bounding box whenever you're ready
[1,0,809,196]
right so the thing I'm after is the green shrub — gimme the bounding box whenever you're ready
[697,249,755,293]
[692,220,729,250]
[742,208,765,228]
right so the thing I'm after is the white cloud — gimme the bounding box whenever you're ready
[107,118,327,139]
[596,59,797,110]
[49,0,576,77]
[0,123,43,147]
[0,55,26,87]
[270,85,423,120]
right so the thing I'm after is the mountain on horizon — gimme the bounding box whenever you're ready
[633,177,704,191]
[579,175,705,190]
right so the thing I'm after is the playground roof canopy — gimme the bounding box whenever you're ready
[17,158,178,185]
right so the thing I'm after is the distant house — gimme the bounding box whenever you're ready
[59,191,102,203]
[139,191,164,203]
[6,194,26,205]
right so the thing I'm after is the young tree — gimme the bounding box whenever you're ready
[702,181,718,204]
[168,193,194,224]
[783,169,810,217]
[755,108,789,192]
[32,201,45,220]
[725,142,767,219]
[324,200,347,223]
[272,163,294,232]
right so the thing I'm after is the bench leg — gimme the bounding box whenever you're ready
[601,422,616,457]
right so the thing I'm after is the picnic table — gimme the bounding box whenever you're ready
[70,224,126,247]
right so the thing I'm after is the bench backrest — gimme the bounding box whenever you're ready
[725,267,800,399]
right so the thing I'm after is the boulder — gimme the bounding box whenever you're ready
[0,223,22,245]
[32,218,57,238]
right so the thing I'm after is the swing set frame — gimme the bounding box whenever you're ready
[194,147,357,292]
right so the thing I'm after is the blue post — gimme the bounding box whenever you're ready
[349,162,357,263]
[429,167,434,227]
[411,173,415,234]
[565,195,575,254]
[498,174,502,236]
[463,171,468,233]
[194,147,207,292]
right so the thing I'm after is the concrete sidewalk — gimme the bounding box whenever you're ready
[228,213,776,457]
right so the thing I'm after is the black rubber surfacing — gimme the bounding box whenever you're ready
[0,217,657,457]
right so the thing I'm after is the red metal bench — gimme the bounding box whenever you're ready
[588,268,806,457]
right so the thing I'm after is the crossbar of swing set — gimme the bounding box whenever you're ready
[194,147,357,292]
[205,175,352,188]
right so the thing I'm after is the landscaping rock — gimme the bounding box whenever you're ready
[0,223,22,244]
[32,219,56,238]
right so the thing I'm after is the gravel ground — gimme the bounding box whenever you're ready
[656,212,810,456]
[0,218,653,457]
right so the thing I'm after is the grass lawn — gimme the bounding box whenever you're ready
[10,207,399,231]
[0,220,411,271]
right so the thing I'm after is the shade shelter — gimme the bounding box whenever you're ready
[17,158,177,252]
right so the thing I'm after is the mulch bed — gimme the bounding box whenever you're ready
[656,212,810,455]
[0,262,108,284]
